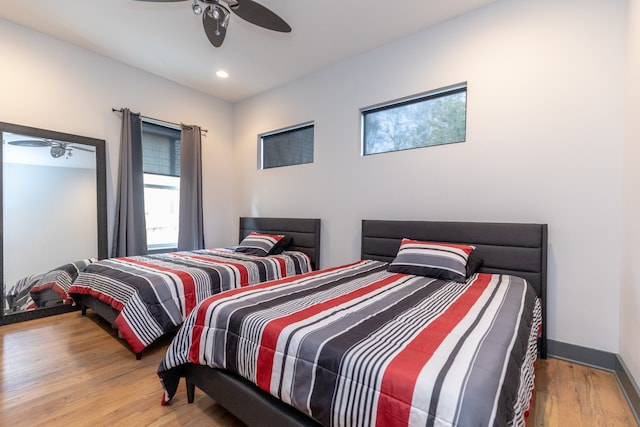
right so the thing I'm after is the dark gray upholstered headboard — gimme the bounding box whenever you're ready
[361,219,548,357]
[239,217,321,270]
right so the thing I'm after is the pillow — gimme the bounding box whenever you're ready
[387,239,476,282]
[236,232,285,257]
[268,235,293,255]
[465,252,484,278]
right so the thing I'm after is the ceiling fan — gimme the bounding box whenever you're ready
[135,0,291,47]
[8,138,95,159]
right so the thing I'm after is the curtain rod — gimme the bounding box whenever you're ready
[112,108,208,134]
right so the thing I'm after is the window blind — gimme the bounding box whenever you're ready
[142,121,181,176]
[261,124,314,169]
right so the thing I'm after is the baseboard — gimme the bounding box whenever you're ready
[1,304,80,325]
[548,339,640,424]
[616,355,640,423]
[547,339,617,370]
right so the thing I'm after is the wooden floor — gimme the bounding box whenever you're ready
[1,312,637,427]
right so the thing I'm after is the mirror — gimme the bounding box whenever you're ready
[0,122,107,324]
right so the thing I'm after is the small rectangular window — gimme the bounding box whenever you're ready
[260,123,314,169]
[361,83,467,156]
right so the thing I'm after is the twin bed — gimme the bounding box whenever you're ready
[68,217,321,359]
[157,219,548,427]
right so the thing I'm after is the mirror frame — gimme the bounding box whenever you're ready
[0,121,108,325]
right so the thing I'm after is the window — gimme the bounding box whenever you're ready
[141,121,181,251]
[361,83,467,156]
[260,123,314,169]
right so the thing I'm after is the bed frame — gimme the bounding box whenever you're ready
[74,217,321,359]
[182,219,548,427]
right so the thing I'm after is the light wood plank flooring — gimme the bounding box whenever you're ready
[1,312,637,426]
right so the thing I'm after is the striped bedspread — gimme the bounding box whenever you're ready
[158,259,541,427]
[68,249,311,354]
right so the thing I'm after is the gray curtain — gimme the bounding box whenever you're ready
[177,125,204,250]
[111,109,147,257]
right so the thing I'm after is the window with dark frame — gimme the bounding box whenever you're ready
[361,83,467,156]
[141,121,181,252]
[260,123,314,169]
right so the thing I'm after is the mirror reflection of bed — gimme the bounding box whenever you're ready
[1,122,107,322]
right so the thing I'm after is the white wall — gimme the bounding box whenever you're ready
[3,164,96,285]
[621,0,640,384]
[232,0,627,354]
[0,18,236,251]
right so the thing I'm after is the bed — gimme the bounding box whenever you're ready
[157,219,547,427]
[69,217,321,359]
[4,258,95,312]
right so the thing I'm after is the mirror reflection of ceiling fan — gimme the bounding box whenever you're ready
[8,138,95,159]
[134,0,291,48]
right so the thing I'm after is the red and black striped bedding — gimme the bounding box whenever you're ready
[68,248,311,354]
[4,258,95,311]
[158,259,541,427]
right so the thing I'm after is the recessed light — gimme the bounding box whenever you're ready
[216,70,229,78]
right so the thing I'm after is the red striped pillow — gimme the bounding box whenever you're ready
[236,232,285,257]
[387,239,476,282]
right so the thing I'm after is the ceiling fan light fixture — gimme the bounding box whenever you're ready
[50,146,66,158]
[221,9,230,28]
[208,4,229,22]
[192,1,203,15]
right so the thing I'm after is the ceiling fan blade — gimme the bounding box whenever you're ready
[8,139,52,148]
[69,145,96,153]
[230,0,291,33]
[203,5,227,48]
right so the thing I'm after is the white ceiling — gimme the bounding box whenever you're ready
[0,0,496,103]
